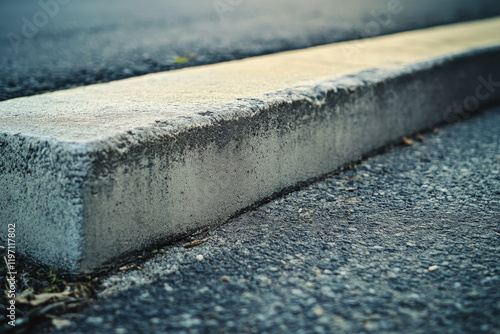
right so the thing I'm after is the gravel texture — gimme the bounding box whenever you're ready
[2,0,500,101]
[45,107,500,333]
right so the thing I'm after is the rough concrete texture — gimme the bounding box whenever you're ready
[1,19,500,273]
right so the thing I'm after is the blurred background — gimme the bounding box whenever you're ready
[1,0,500,101]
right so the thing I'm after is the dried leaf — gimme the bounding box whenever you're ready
[184,237,209,249]
[119,264,142,271]
[16,287,71,306]
[402,137,413,146]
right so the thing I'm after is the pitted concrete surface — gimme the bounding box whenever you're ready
[50,107,500,334]
[2,0,500,101]
[1,19,500,272]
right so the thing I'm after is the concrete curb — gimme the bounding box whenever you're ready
[1,19,500,273]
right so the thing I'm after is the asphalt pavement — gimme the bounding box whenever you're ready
[45,106,500,333]
[2,0,500,101]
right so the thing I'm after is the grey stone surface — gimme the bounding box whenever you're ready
[1,20,500,273]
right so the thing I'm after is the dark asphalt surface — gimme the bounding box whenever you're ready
[46,107,500,333]
[2,0,500,101]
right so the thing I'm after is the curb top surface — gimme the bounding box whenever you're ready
[1,18,500,142]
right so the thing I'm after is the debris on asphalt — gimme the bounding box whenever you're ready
[16,288,71,307]
[402,136,413,146]
[416,134,425,142]
[184,238,209,249]
[119,264,142,271]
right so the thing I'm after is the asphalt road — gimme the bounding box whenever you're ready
[2,0,500,101]
[44,106,500,333]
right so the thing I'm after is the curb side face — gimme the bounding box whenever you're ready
[0,136,88,273]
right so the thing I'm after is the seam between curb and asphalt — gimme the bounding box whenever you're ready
[1,18,500,273]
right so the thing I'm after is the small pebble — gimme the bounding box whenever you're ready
[312,307,325,316]
[86,316,103,324]
[52,319,71,329]
[291,289,305,296]
[196,254,204,261]
[428,265,439,272]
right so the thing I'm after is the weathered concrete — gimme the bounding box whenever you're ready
[1,18,500,273]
